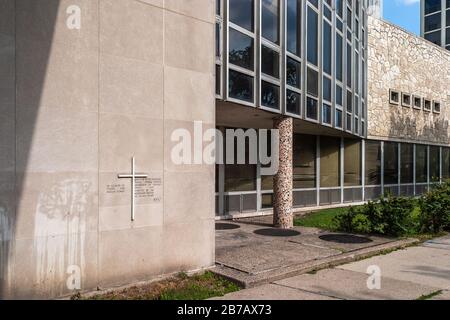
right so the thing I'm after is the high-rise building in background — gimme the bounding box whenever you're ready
[367,0,383,19]
[421,0,450,50]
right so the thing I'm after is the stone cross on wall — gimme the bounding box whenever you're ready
[118,157,148,221]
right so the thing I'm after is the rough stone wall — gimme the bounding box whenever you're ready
[367,16,450,145]
[0,0,215,299]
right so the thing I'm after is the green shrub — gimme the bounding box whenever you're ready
[351,213,372,234]
[333,194,417,237]
[367,194,416,236]
[333,206,358,233]
[419,182,450,234]
[333,206,372,234]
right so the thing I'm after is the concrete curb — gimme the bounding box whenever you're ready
[212,238,420,289]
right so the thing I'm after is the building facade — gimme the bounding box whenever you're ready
[0,0,216,299]
[0,0,449,299]
[215,0,450,219]
[421,0,450,50]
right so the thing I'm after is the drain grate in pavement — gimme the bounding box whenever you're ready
[254,228,301,237]
[216,223,241,230]
[319,234,373,244]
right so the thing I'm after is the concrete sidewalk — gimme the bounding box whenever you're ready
[215,235,450,300]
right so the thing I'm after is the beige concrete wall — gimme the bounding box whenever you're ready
[0,0,16,299]
[0,0,215,299]
[367,16,450,145]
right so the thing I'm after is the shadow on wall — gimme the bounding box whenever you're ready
[0,0,60,298]
[388,111,449,145]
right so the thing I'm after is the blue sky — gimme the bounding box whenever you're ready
[383,0,421,35]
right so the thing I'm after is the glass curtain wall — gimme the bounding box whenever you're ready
[365,140,381,185]
[443,148,450,180]
[228,0,255,103]
[430,146,441,182]
[400,143,414,184]
[320,136,341,188]
[384,142,399,185]
[344,139,362,186]
[218,134,449,216]
[293,134,316,189]
[219,0,368,138]
[416,145,428,184]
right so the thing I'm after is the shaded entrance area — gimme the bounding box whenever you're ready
[215,216,394,283]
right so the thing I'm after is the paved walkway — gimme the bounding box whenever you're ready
[216,234,450,300]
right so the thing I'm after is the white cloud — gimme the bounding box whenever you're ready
[395,0,420,6]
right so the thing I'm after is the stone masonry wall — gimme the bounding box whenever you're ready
[367,16,450,145]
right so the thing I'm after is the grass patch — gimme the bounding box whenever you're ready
[75,271,240,300]
[294,207,352,231]
[417,290,443,300]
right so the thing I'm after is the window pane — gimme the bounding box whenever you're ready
[400,144,413,184]
[354,52,359,94]
[215,64,221,95]
[346,113,352,131]
[216,23,221,58]
[229,70,254,102]
[216,0,221,15]
[306,97,318,120]
[416,145,428,183]
[262,0,279,44]
[261,45,279,78]
[365,140,381,185]
[323,4,332,21]
[225,134,256,191]
[347,90,353,112]
[229,0,254,31]
[336,33,343,82]
[323,21,332,75]
[261,194,274,208]
[425,12,441,32]
[229,29,254,70]
[443,148,450,180]
[425,0,442,14]
[347,7,352,30]
[384,142,398,185]
[335,109,343,128]
[344,139,361,186]
[336,85,343,106]
[347,43,352,87]
[323,76,331,101]
[261,81,280,109]
[308,0,318,9]
[362,60,366,97]
[307,67,318,97]
[430,146,440,182]
[293,134,316,188]
[307,7,318,65]
[336,0,343,17]
[287,90,301,115]
[320,136,341,188]
[225,164,256,191]
[322,103,331,124]
[287,0,301,55]
[425,30,442,46]
[286,57,301,88]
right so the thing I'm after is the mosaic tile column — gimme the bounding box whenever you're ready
[273,117,293,229]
